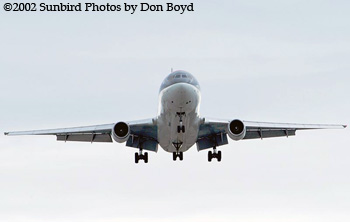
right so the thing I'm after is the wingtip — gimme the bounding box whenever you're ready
[4,132,9,135]
[343,125,348,128]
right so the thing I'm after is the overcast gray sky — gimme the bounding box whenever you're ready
[0,0,349,221]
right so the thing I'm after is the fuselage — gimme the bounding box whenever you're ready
[157,71,201,153]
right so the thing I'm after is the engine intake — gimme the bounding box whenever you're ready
[228,119,246,141]
[112,122,130,143]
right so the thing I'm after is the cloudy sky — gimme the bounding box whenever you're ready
[0,0,349,221]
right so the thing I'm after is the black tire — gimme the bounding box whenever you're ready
[182,125,185,133]
[144,152,148,163]
[177,126,181,133]
[208,151,212,162]
[135,153,139,164]
[173,152,177,161]
[179,152,183,161]
[217,151,222,162]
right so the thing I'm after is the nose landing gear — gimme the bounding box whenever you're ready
[172,140,184,161]
[173,152,183,161]
[208,146,222,162]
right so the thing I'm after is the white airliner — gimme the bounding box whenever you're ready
[4,71,347,163]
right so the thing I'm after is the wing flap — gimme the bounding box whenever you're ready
[130,122,157,140]
[197,119,228,138]
[245,129,296,140]
[244,121,346,130]
[4,123,114,136]
[56,134,112,143]
[126,118,158,152]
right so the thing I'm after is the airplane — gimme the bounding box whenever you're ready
[4,70,347,163]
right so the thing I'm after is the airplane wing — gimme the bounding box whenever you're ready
[196,118,346,151]
[4,123,115,142]
[4,118,158,151]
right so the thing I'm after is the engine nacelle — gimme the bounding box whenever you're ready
[112,122,130,143]
[228,119,246,141]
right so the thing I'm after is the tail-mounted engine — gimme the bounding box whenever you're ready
[228,119,246,141]
[112,122,130,143]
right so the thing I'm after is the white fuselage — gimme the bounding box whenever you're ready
[157,83,201,152]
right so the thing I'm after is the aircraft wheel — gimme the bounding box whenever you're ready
[182,126,185,133]
[179,152,183,161]
[173,152,177,161]
[208,151,212,162]
[135,153,139,164]
[144,152,148,163]
[217,151,222,162]
[177,126,181,133]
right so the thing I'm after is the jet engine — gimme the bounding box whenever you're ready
[228,119,246,141]
[112,122,130,143]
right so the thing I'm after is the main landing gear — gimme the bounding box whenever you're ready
[135,149,148,164]
[208,146,222,162]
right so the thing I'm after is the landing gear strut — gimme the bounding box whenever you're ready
[208,147,221,162]
[135,149,148,163]
[177,125,185,133]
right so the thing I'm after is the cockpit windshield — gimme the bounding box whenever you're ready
[159,70,200,92]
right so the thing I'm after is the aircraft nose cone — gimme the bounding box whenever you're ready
[178,83,191,94]
[177,84,190,98]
